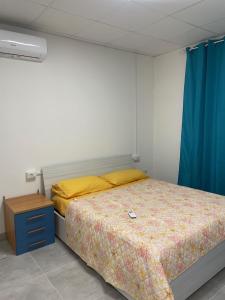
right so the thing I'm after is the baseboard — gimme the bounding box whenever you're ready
[0,232,6,241]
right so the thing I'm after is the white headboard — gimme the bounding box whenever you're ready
[42,154,135,199]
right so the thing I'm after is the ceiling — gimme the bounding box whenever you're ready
[0,0,225,56]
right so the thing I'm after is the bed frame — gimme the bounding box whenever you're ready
[42,154,225,300]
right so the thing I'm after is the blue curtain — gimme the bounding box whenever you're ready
[178,39,225,195]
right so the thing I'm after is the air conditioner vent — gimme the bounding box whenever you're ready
[0,30,47,62]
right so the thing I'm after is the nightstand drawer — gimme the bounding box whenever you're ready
[15,206,55,255]
[15,207,54,231]
[16,230,54,255]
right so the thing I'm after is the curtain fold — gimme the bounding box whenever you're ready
[178,39,225,195]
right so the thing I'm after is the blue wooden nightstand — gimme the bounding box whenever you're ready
[4,193,55,255]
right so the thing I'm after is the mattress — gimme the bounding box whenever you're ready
[65,178,225,300]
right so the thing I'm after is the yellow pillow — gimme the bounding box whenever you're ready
[52,175,113,199]
[101,168,147,186]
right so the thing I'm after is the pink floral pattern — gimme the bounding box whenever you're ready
[65,179,225,300]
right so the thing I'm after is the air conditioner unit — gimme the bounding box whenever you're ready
[0,29,47,62]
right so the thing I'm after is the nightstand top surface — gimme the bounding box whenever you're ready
[4,193,53,214]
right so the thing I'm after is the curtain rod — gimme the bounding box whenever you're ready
[189,38,224,51]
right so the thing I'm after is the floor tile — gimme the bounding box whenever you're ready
[188,276,223,300]
[31,238,76,273]
[211,285,225,300]
[0,274,62,300]
[96,285,126,300]
[2,237,225,300]
[47,260,125,300]
[0,239,14,260]
[214,268,225,286]
[0,252,42,290]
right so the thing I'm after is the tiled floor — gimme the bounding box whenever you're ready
[1,238,225,300]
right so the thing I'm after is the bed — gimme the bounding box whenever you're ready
[42,154,225,300]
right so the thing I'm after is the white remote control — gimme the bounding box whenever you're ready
[128,211,137,219]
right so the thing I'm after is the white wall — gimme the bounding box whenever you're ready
[0,27,187,235]
[0,28,154,234]
[137,55,154,174]
[1,27,187,234]
[152,50,186,183]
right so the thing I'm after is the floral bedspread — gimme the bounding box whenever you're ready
[65,179,225,300]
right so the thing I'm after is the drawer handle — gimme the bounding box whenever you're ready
[27,213,46,221]
[27,226,46,235]
[28,240,46,248]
